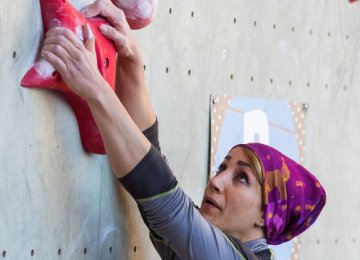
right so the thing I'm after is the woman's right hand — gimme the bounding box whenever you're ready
[80,0,142,65]
[81,0,155,132]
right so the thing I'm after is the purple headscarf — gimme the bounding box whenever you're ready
[239,143,326,245]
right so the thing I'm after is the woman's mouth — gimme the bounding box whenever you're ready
[203,196,221,210]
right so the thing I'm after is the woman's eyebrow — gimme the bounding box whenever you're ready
[237,160,251,167]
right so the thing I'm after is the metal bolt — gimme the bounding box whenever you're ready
[303,103,309,111]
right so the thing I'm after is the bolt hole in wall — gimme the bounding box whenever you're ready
[188,69,191,76]
[104,58,109,68]
[169,8,172,14]
[109,246,112,254]
[58,248,61,256]
[2,250,5,257]
[133,246,137,252]
[166,67,169,73]
[191,11,194,18]
[84,248,87,254]
[144,65,146,71]
[31,249,34,256]
[12,51,16,58]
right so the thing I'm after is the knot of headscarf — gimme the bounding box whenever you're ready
[240,143,326,245]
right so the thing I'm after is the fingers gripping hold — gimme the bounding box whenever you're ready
[81,1,138,60]
[81,0,128,31]
[83,23,94,41]
[83,23,96,54]
[80,0,103,18]
[41,26,103,99]
[81,0,157,30]
[45,28,85,59]
[99,24,132,57]
[42,33,73,74]
[41,50,67,76]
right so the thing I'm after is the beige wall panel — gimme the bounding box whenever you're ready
[1,0,360,259]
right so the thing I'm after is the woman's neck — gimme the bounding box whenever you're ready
[229,228,265,243]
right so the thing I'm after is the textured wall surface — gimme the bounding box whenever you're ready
[1,0,359,259]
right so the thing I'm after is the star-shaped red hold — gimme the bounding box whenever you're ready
[21,0,117,154]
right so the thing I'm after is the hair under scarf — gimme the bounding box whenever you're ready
[238,143,326,245]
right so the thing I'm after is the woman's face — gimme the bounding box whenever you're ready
[199,147,264,242]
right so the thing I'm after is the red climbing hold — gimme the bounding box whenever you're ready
[21,0,117,154]
[112,0,158,29]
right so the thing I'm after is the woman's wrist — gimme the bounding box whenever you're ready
[84,77,112,104]
[116,46,146,89]
[118,39,143,66]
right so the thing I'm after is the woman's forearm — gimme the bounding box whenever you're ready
[87,83,151,178]
[41,4,154,178]
[115,55,157,132]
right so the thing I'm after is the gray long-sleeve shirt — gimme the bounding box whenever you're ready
[120,120,273,260]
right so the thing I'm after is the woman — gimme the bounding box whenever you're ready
[41,1,326,259]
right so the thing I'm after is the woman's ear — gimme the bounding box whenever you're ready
[255,211,264,228]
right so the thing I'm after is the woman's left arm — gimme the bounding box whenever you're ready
[42,24,150,178]
[80,0,157,132]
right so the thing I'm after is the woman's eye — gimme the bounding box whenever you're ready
[216,164,226,175]
[236,174,249,184]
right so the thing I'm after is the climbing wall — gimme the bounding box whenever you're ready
[0,0,155,259]
[0,0,359,259]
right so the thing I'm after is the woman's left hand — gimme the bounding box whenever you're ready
[41,24,108,101]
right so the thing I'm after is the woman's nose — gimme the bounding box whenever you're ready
[209,173,227,193]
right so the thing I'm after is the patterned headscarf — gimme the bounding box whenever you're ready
[238,143,326,245]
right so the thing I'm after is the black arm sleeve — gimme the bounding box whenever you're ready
[118,119,177,241]
[119,145,177,200]
[119,119,177,200]
[142,119,161,151]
